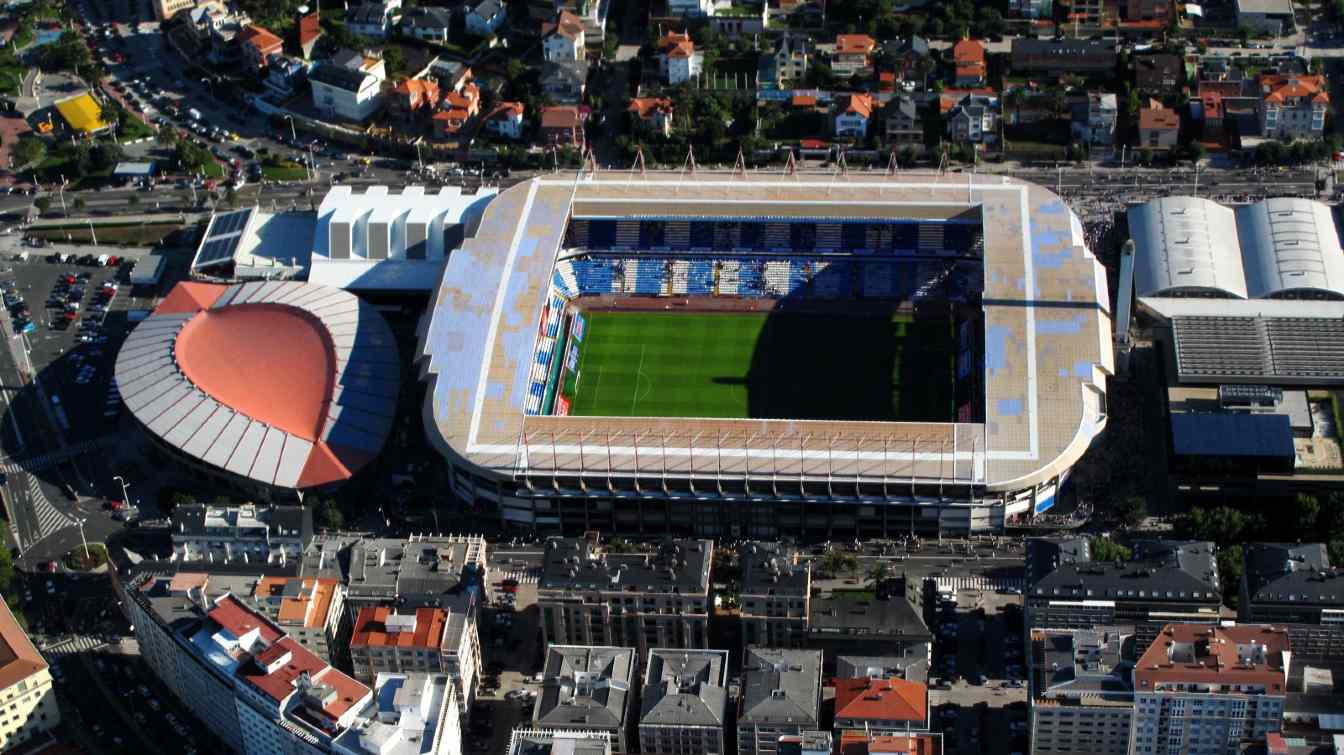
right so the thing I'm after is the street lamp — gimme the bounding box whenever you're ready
[113,475,129,506]
[282,114,297,144]
[76,517,90,560]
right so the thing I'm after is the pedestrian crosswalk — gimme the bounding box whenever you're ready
[492,569,539,585]
[929,575,1024,593]
[24,472,76,542]
[41,634,105,660]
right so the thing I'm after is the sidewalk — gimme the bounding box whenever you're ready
[27,212,208,228]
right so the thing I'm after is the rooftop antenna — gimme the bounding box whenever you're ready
[828,149,847,195]
[784,149,797,177]
[886,149,899,177]
[581,147,598,178]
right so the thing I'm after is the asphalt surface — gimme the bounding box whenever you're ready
[0,252,170,568]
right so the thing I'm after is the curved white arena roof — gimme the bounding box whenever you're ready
[1129,196,1246,298]
[1236,197,1344,299]
[1130,196,1344,301]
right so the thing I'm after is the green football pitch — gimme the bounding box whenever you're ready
[563,310,956,421]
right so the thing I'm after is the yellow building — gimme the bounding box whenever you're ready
[0,601,60,750]
[53,91,111,135]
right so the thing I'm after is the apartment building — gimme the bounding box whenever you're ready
[1132,623,1290,755]
[740,542,811,651]
[538,537,712,658]
[738,648,823,755]
[533,645,637,754]
[0,601,60,751]
[831,676,929,734]
[251,575,348,667]
[122,573,375,755]
[339,534,487,618]
[332,672,462,755]
[808,578,932,667]
[638,649,729,755]
[1029,627,1136,755]
[1025,538,1222,646]
[1240,543,1344,661]
[1258,74,1329,140]
[348,600,480,712]
[1072,92,1118,146]
[171,502,312,565]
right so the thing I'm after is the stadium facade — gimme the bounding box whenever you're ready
[416,172,1113,538]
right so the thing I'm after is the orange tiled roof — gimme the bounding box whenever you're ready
[1139,105,1179,130]
[838,93,875,119]
[953,38,985,65]
[241,25,283,52]
[835,34,876,55]
[1134,623,1290,692]
[489,100,525,121]
[660,31,694,59]
[1260,74,1329,105]
[548,10,584,40]
[298,12,321,46]
[628,97,673,119]
[541,105,582,128]
[833,677,927,724]
[255,576,337,630]
[351,606,446,649]
[0,600,46,692]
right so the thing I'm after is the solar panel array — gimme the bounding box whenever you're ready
[1173,316,1344,384]
[191,208,255,270]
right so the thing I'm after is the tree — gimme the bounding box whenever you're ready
[156,125,179,147]
[314,499,344,530]
[33,196,50,215]
[381,45,405,78]
[99,100,120,130]
[160,489,194,517]
[818,547,858,578]
[868,560,891,587]
[72,196,85,211]
[1116,496,1147,528]
[0,545,14,596]
[1293,493,1322,534]
[11,136,46,168]
[1089,536,1131,562]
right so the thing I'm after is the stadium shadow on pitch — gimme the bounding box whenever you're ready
[740,262,962,423]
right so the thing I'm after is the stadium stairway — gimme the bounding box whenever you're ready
[789,259,811,293]
[671,260,690,295]
[817,223,842,251]
[719,260,740,295]
[918,224,945,254]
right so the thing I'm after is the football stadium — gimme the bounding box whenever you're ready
[417,171,1113,537]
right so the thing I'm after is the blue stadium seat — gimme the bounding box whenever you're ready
[688,260,714,294]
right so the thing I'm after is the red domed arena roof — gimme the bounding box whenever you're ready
[115,281,399,489]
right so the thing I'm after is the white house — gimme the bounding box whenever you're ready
[346,0,401,39]
[484,101,526,139]
[400,5,454,44]
[264,53,308,97]
[309,64,384,123]
[657,32,702,86]
[542,10,584,62]
[465,0,506,36]
[667,0,716,14]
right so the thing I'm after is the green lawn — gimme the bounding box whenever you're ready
[564,310,956,421]
[262,161,307,181]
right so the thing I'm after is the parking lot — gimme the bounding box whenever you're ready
[468,567,547,755]
[928,588,1029,755]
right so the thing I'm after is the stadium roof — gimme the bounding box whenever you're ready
[54,91,111,134]
[417,172,1113,494]
[114,281,399,489]
[1129,196,1344,300]
[310,185,497,291]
